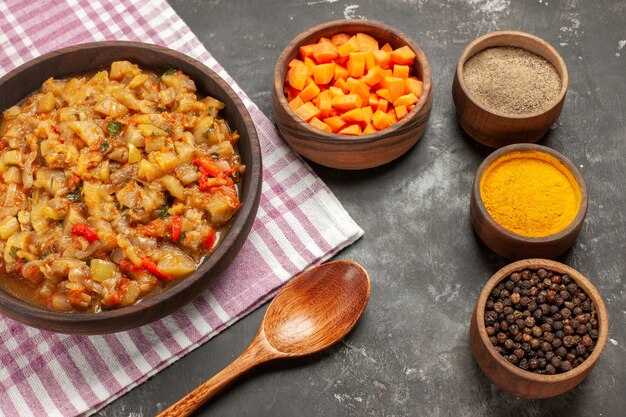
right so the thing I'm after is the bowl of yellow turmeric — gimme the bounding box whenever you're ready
[470,144,587,260]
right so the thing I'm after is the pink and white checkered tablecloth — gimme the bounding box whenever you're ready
[0,1,363,415]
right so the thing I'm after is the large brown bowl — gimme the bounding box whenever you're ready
[470,259,609,398]
[272,19,433,170]
[0,41,262,334]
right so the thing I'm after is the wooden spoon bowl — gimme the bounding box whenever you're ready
[272,19,432,170]
[159,260,371,416]
[452,30,568,148]
[470,143,587,260]
[470,259,608,398]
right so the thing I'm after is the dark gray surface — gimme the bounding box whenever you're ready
[97,0,626,416]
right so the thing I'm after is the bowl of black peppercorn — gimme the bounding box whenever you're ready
[470,259,608,398]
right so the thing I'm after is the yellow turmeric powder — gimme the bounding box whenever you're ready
[480,150,581,237]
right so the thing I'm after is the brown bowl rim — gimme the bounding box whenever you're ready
[0,41,262,331]
[456,30,569,120]
[472,143,588,244]
[273,18,432,144]
[475,258,609,383]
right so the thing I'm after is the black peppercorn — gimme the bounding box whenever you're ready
[504,339,514,350]
[545,364,556,375]
[555,346,567,358]
[551,356,562,368]
[519,359,529,370]
[581,334,593,348]
[561,361,573,372]
[508,354,519,365]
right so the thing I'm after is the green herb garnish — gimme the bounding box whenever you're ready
[67,185,83,203]
[10,246,19,258]
[98,141,110,153]
[158,205,169,218]
[203,128,214,139]
[107,121,123,135]
[161,68,177,77]
[156,107,166,113]
[210,152,219,159]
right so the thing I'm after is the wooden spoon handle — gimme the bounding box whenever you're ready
[157,337,276,417]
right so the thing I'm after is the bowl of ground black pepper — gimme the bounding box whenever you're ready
[470,143,587,259]
[470,259,608,398]
[452,31,568,148]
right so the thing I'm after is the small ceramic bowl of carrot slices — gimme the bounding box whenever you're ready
[272,19,432,170]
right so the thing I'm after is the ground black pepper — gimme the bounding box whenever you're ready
[484,268,598,374]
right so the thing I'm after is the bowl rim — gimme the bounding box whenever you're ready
[455,30,569,120]
[0,41,262,329]
[273,18,432,144]
[475,258,609,382]
[472,143,588,243]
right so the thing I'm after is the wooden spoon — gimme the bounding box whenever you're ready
[158,260,371,417]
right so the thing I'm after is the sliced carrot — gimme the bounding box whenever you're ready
[331,94,362,111]
[381,43,393,52]
[393,92,418,107]
[381,76,405,103]
[304,57,316,71]
[346,77,370,103]
[376,88,391,102]
[329,86,344,97]
[317,90,332,117]
[337,36,360,58]
[288,96,304,110]
[392,65,410,79]
[408,104,415,111]
[373,50,391,70]
[386,109,399,123]
[395,104,408,120]
[341,106,373,123]
[334,77,350,94]
[313,42,339,64]
[363,123,377,134]
[313,63,336,85]
[364,51,376,71]
[319,37,332,44]
[390,45,416,65]
[362,65,385,86]
[287,64,309,90]
[299,44,316,60]
[356,33,379,52]
[289,58,305,68]
[331,33,351,46]
[309,117,332,132]
[294,101,321,122]
[371,110,394,130]
[298,82,320,102]
[405,77,423,98]
[323,116,347,133]
[377,98,388,113]
[338,124,362,135]
[334,64,349,81]
[368,93,380,108]
[347,52,366,78]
